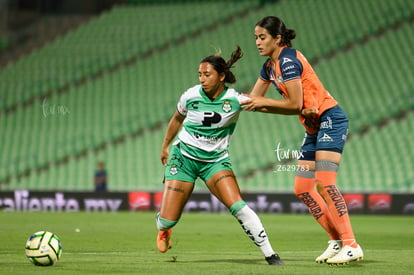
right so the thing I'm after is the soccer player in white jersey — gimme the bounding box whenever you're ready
[156,46,283,265]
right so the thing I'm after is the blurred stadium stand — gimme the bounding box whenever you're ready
[0,0,413,193]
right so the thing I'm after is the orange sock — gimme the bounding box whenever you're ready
[294,175,340,240]
[315,164,357,248]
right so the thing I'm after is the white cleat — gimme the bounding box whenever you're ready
[326,244,364,265]
[315,240,341,263]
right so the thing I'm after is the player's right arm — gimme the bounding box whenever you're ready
[251,77,270,96]
[250,77,317,116]
[160,110,185,166]
[241,78,272,112]
[243,78,303,114]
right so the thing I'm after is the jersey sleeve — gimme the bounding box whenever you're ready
[176,91,188,116]
[280,56,303,82]
[233,92,251,109]
[259,59,272,82]
[236,92,250,104]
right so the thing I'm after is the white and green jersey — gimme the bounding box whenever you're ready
[175,84,249,162]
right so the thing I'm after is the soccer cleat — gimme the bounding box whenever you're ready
[315,240,341,263]
[157,229,172,253]
[326,244,363,265]
[265,254,284,265]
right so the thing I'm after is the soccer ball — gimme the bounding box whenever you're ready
[25,231,62,266]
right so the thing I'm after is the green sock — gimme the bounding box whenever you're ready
[156,212,178,230]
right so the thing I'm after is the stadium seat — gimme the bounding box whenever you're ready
[1,0,413,192]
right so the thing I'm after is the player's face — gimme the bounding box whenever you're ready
[198,62,225,95]
[254,26,280,57]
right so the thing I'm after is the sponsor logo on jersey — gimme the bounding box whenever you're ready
[194,131,219,145]
[282,65,295,72]
[318,133,333,142]
[283,71,296,76]
[281,57,293,65]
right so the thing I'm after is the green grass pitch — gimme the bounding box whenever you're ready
[0,211,413,274]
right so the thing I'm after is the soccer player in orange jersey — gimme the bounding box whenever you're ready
[241,16,363,265]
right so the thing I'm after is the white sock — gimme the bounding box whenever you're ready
[234,205,276,257]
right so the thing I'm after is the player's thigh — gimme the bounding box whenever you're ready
[205,170,243,209]
[299,131,317,166]
[315,105,348,161]
[316,150,342,163]
[160,180,194,220]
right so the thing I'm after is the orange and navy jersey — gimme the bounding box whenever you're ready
[259,47,338,134]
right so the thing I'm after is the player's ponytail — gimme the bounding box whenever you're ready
[200,45,243,84]
[256,16,296,47]
[224,45,243,84]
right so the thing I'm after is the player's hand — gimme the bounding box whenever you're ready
[301,106,318,118]
[240,94,266,112]
[160,148,169,166]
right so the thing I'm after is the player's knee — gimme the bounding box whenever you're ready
[294,170,315,196]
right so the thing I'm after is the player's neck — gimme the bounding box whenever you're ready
[204,84,225,100]
[271,46,285,62]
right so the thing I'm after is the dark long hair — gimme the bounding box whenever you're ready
[200,45,243,84]
[256,16,296,47]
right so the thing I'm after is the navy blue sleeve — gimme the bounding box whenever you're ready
[279,49,303,82]
[259,59,272,82]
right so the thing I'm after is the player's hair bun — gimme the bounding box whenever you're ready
[284,28,296,41]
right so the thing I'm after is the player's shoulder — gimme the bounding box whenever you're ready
[222,87,239,97]
[184,84,202,94]
[279,47,306,73]
[279,47,299,64]
[280,48,311,65]
[182,84,202,99]
[224,87,239,95]
[223,87,249,102]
